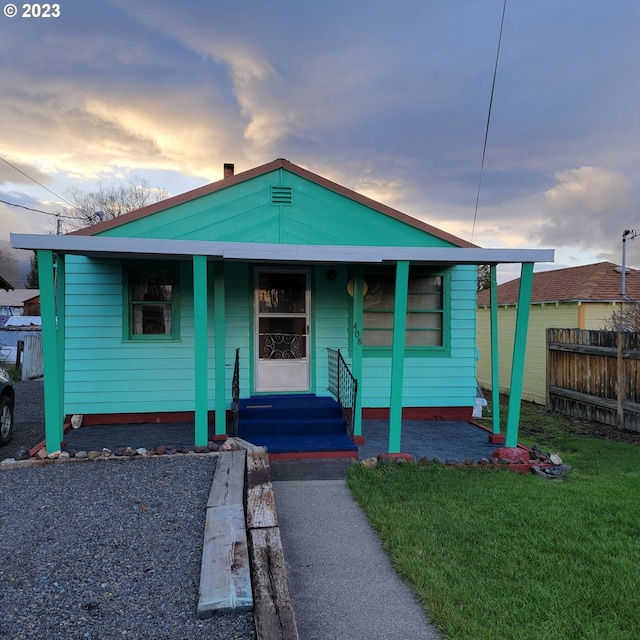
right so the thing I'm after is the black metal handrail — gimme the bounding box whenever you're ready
[327,348,358,438]
[230,347,240,436]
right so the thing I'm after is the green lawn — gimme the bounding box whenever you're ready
[347,401,640,639]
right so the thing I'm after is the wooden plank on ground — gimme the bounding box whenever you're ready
[249,528,298,640]
[246,449,277,530]
[207,450,246,508]
[197,503,253,617]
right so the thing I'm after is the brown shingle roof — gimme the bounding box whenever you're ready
[70,158,476,249]
[477,261,640,306]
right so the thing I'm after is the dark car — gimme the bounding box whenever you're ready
[0,368,15,446]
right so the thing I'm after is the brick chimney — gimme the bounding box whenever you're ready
[223,163,235,178]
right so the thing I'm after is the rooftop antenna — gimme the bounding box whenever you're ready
[621,228,637,298]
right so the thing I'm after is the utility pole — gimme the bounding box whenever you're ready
[621,229,637,298]
[56,211,62,235]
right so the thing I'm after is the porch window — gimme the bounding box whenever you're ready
[125,265,179,340]
[363,269,445,350]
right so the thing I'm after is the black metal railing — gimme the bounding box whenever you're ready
[327,348,358,438]
[230,348,240,436]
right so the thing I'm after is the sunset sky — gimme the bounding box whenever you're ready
[1,0,639,280]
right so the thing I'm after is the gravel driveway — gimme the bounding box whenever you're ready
[0,381,255,640]
[1,379,46,462]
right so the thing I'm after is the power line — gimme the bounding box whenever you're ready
[0,155,76,208]
[471,0,507,242]
[0,198,75,219]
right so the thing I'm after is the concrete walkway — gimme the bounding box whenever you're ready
[272,469,443,640]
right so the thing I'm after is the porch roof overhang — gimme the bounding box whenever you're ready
[11,234,554,266]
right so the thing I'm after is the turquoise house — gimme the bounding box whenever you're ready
[11,159,553,454]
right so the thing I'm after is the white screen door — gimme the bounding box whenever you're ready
[254,269,310,392]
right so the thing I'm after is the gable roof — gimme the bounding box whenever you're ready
[71,158,475,248]
[0,275,13,291]
[477,262,640,306]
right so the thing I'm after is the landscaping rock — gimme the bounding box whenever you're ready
[75,451,88,459]
[360,457,377,469]
[207,441,220,452]
[221,439,239,451]
[14,446,30,461]
[35,448,48,460]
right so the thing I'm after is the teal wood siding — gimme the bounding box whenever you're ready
[97,169,456,249]
[64,257,255,415]
[64,256,196,414]
[313,265,350,396]
[360,265,477,408]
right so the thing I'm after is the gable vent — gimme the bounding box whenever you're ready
[271,186,293,206]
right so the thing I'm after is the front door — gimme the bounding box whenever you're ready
[254,269,310,393]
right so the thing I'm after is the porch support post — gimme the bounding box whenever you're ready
[193,256,209,447]
[38,249,62,452]
[351,266,364,436]
[505,262,534,448]
[56,255,66,441]
[213,261,227,437]
[389,260,409,453]
[489,264,501,436]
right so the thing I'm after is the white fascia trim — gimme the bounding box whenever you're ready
[10,234,554,265]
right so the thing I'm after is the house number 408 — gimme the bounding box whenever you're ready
[353,323,362,346]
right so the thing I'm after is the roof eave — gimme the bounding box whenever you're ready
[10,234,554,265]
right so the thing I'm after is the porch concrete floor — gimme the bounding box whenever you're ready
[61,418,500,462]
[359,418,499,462]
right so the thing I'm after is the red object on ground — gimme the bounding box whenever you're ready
[492,446,530,463]
[377,452,414,463]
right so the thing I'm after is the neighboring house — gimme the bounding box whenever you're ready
[22,293,41,316]
[0,274,14,292]
[476,261,640,404]
[0,288,39,326]
[11,159,552,453]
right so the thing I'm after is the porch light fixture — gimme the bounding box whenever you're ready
[347,279,368,297]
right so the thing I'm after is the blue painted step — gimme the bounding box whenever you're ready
[237,395,350,441]
[239,395,342,420]
[240,418,346,437]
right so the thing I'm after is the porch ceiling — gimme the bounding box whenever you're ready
[11,233,554,266]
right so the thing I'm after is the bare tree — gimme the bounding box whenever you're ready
[603,303,640,332]
[65,176,169,229]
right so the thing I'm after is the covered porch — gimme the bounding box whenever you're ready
[11,232,553,458]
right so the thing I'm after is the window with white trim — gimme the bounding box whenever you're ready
[125,265,179,339]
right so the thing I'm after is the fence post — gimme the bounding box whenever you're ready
[617,331,625,428]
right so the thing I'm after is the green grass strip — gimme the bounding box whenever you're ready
[348,404,640,639]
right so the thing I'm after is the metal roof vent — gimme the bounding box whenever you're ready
[271,186,293,206]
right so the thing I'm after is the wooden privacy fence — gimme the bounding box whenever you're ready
[547,328,640,432]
